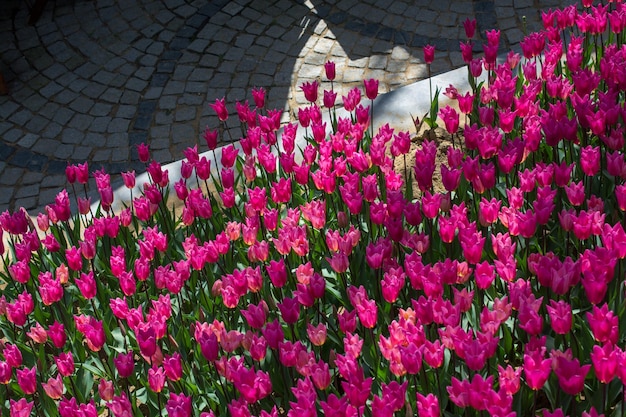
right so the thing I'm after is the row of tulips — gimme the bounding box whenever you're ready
[3,0,626,416]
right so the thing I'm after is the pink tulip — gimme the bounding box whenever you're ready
[363,78,379,100]
[210,97,228,121]
[324,61,336,80]
[423,44,435,64]
[148,367,166,393]
[586,303,619,344]
[16,366,37,395]
[591,343,619,383]
[554,356,590,395]
[0,361,12,384]
[42,374,64,399]
[9,398,34,417]
[439,105,459,134]
[300,80,319,103]
[107,393,133,416]
[523,351,551,390]
[98,379,114,401]
[4,343,22,368]
[55,352,75,376]
[417,392,440,417]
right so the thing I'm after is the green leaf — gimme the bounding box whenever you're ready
[74,366,94,402]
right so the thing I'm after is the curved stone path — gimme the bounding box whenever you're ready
[0,0,572,212]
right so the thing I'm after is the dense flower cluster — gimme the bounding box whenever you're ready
[2,1,626,416]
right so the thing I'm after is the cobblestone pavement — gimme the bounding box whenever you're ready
[0,0,573,213]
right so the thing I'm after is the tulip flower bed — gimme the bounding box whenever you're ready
[4,1,626,416]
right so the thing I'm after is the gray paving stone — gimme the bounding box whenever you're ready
[42,122,63,139]
[56,72,78,87]
[163,80,186,95]
[41,63,66,80]
[139,54,158,67]
[142,23,165,38]
[71,146,92,160]
[144,87,164,100]
[150,125,171,140]
[115,105,136,119]
[9,109,33,126]
[40,174,66,188]
[90,103,114,117]
[199,54,219,67]
[133,38,152,52]
[152,149,172,162]
[53,144,75,159]
[103,57,125,73]
[179,95,204,106]
[10,85,35,103]
[175,5,197,18]
[152,133,177,152]
[38,189,62,209]
[0,101,19,119]
[227,16,250,32]
[15,184,40,199]
[69,114,95,130]
[499,17,518,31]
[25,115,49,133]
[53,107,74,125]
[75,62,100,79]
[134,66,154,81]
[212,27,238,44]
[27,138,54,155]
[505,28,525,45]
[187,39,210,53]
[17,133,38,149]
[172,65,194,80]
[92,149,112,162]
[108,75,126,88]
[245,22,266,36]
[120,90,141,105]
[175,107,197,122]
[121,48,141,63]
[217,60,237,74]
[185,81,207,94]
[222,2,244,16]
[158,95,177,110]
[64,56,86,71]
[39,82,64,98]
[0,121,10,135]
[173,55,197,69]
[496,6,516,18]
[514,0,534,7]
[67,78,90,93]
[146,42,165,56]
[126,77,148,92]
[304,52,327,66]
[107,118,131,133]
[189,68,213,81]
[69,97,94,113]
[158,30,176,43]
[83,132,106,146]
[155,10,176,24]
[61,128,85,144]
[90,117,112,133]
[106,133,128,148]
[155,111,174,125]
[0,167,24,185]
[119,63,138,77]
[241,5,262,21]
[111,148,130,162]
[81,83,107,99]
